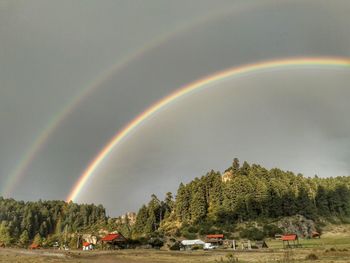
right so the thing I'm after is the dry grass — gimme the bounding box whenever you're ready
[1,230,350,263]
[1,248,350,263]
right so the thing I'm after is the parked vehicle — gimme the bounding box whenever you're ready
[204,243,217,250]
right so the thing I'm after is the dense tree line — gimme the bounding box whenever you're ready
[0,199,106,246]
[134,159,350,237]
[1,158,350,246]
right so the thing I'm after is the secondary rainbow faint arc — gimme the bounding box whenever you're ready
[2,1,265,197]
[66,57,350,202]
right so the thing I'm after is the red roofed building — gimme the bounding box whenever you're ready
[206,234,224,239]
[206,234,224,245]
[282,234,297,241]
[101,233,127,249]
[83,242,94,251]
[282,234,300,248]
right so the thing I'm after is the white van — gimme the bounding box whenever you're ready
[204,243,217,250]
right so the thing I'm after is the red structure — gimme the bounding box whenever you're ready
[206,234,224,239]
[83,241,93,250]
[206,234,224,245]
[282,234,300,248]
[101,233,127,249]
[29,243,40,249]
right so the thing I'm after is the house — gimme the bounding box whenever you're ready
[181,239,205,250]
[282,234,300,248]
[101,233,127,249]
[206,234,224,245]
[82,242,94,251]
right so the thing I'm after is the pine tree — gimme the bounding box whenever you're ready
[134,205,148,235]
[240,161,250,176]
[175,183,191,222]
[315,185,330,215]
[297,187,316,218]
[0,222,12,246]
[19,230,29,247]
[33,233,42,246]
[164,192,174,219]
[232,158,240,175]
[190,183,207,223]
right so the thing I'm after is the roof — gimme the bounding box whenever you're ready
[83,242,91,247]
[101,233,125,242]
[181,239,205,246]
[29,243,40,249]
[207,234,224,239]
[282,234,298,241]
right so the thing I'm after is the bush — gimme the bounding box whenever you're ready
[305,253,318,260]
[181,230,197,240]
[263,224,283,238]
[168,241,181,251]
[215,253,239,263]
[240,227,265,241]
[187,226,198,233]
[148,237,164,248]
[191,245,201,250]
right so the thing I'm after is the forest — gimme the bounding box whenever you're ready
[1,158,350,247]
[134,159,350,239]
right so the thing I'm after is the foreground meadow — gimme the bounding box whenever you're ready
[1,235,350,263]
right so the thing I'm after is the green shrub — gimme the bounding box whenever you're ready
[191,245,202,250]
[240,227,265,240]
[168,241,181,251]
[263,224,283,237]
[148,237,164,248]
[181,230,197,240]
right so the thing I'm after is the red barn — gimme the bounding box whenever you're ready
[206,234,224,245]
[101,233,127,249]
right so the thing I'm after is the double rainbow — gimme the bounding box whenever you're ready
[66,57,350,202]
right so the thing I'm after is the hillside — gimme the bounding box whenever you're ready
[1,158,350,247]
[133,158,350,239]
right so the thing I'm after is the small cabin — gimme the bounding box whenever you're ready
[82,242,93,251]
[282,234,301,248]
[101,233,127,249]
[206,234,224,245]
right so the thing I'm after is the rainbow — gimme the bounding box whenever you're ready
[2,1,261,197]
[66,57,350,202]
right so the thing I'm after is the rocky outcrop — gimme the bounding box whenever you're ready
[222,171,233,182]
[277,215,317,238]
[115,212,136,225]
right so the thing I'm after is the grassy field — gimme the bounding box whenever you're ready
[1,228,350,263]
[1,245,350,263]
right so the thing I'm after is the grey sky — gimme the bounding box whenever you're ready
[1,0,350,216]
